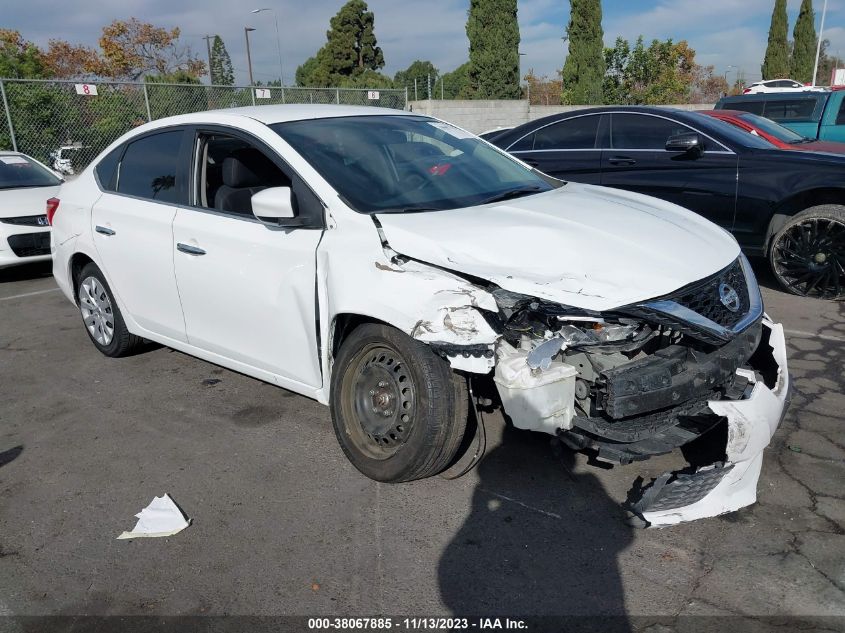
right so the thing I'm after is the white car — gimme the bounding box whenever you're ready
[51,105,790,526]
[0,151,62,268]
[743,79,821,94]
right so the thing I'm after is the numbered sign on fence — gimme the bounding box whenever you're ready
[255,88,271,99]
[367,91,380,100]
[74,84,98,96]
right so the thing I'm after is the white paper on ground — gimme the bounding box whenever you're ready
[117,493,191,539]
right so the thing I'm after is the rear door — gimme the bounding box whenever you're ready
[171,126,324,388]
[600,112,738,230]
[506,113,606,184]
[91,128,189,342]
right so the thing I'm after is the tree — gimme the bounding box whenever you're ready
[90,18,206,80]
[689,65,729,102]
[440,62,472,99]
[762,0,790,80]
[296,0,385,87]
[524,70,563,105]
[791,0,816,83]
[602,36,698,104]
[466,0,521,99]
[394,60,438,96]
[41,40,99,79]
[0,29,45,79]
[561,0,605,104]
[209,36,234,86]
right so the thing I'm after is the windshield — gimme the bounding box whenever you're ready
[0,154,61,189]
[272,115,553,213]
[737,112,807,143]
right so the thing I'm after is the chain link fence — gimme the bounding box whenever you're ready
[0,78,407,173]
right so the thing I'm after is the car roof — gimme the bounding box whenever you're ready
[172,104,409,126]
[490,105,721,147]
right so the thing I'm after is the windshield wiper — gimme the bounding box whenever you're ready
[787,137,815,144]
[478,186,542,205]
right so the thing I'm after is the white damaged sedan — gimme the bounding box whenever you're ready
[51,105,790,526]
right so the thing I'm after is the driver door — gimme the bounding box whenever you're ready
[600,112,738,231]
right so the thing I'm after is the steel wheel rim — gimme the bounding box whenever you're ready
[773,217,845,299]
[345,343,416,460]
[78,276,115,346]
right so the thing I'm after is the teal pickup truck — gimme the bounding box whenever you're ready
[716,90,845,142]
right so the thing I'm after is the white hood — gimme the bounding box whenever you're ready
[0,185,60,219]
[375,182,740,312]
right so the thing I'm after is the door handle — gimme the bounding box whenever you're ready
[95,225,115,236]
[176,243,207,256]
[608,156,637,166]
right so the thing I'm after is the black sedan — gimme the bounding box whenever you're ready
[490,106,845,300]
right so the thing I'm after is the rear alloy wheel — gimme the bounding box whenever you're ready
[76,263,142,357]
[330,323,468,483]
[770,205,845,300]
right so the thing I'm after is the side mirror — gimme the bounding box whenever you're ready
[251,186,297,226]
[665,133,703,155]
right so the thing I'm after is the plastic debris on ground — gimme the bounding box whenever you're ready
[117,493,191,540]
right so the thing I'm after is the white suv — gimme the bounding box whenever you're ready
[51,105,790,526]
[743,79,821,94]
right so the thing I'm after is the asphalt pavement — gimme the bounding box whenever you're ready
[0,259,843,630]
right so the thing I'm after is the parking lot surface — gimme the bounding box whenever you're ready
[1,260,843,627]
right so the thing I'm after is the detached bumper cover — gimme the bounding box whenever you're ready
[630,317,790,527]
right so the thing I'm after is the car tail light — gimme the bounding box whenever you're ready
[46,198,60,225]
[742,88,751,94]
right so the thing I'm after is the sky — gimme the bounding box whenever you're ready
[6,0,845,86]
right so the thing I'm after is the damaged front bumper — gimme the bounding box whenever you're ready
[629,317,790,527]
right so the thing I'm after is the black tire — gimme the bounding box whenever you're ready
[769,204,845,300]
[330,323,468,483]
[76,263,142,357]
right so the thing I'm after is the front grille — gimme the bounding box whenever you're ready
[667,259,748,330]
[7,232,50,257]
[1,215,49,227]
[620,258,754,345]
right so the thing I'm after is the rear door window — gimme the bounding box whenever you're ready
[727,100,766,115]
[763,97,821,121]
[116,131,185,204]
[532,115,602,150]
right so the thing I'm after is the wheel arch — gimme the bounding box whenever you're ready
[69,251,97,305]
[766,188,845,253]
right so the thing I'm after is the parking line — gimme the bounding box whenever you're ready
[0,288,61,302]
[785,329,845,344]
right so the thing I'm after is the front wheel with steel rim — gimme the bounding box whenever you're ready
[330,323,468,483]
[770,205,845,300]
[76,263,142,357]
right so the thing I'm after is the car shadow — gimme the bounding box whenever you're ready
[0,261,52,284]
[438,415,633,630]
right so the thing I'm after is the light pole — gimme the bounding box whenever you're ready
[813,0,829,86]
[251,8,284,85]
[202,35,214,84]
[244,27,256,86]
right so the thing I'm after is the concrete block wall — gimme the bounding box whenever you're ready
[408,100,717,133]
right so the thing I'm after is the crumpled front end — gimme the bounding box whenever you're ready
[629,317,789,527]
[482,254,790,525]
